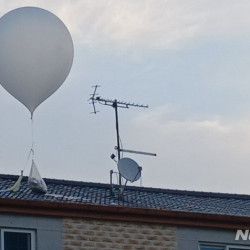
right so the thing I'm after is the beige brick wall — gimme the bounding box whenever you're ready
[63,217,177,250]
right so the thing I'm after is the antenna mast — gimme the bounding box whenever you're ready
[89,85,155,186]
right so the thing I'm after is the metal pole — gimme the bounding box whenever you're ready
[110,170,114,195]
[113,100,122,185]
[119,149,156,156]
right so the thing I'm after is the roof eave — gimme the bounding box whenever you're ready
[0,198,249,230]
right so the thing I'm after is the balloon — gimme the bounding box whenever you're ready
[0,7,74,117]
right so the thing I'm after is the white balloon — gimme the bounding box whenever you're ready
[0,7,74,116]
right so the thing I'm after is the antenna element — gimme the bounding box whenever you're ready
[89,86,156,189]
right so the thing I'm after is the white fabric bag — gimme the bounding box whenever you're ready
[28,160,47,194]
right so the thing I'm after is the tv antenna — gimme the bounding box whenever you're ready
[89,85,156,188]
[89,85,100,114]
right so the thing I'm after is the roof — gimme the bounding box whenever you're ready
[1,173,250,219]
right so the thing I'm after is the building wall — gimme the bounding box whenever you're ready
[63,218,177,250]
[0,213,62,250]
[177,227,250,249]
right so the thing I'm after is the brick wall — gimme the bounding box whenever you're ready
[63,218,177,250]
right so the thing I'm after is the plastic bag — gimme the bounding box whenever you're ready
[28,160,47,194]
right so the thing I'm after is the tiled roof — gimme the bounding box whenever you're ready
[1,174,250,218]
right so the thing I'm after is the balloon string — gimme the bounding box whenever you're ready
[22,117,35,172]
[31,116,35,160]
[22,148,33,172]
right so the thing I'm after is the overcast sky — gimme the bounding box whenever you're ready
[1,1,250,194]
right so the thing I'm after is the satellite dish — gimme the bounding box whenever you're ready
[117,157,141,182]
[0,7,74,117]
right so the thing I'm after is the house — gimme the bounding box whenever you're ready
[0,173,250,250]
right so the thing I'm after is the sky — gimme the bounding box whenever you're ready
[1,1,250,194]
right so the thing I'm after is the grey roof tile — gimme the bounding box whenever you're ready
[1,174,250,217]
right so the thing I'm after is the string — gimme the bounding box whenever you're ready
[31,115,34,160]
[22,114,35,172]
[1,113,36,193]
[22,148,33,172]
